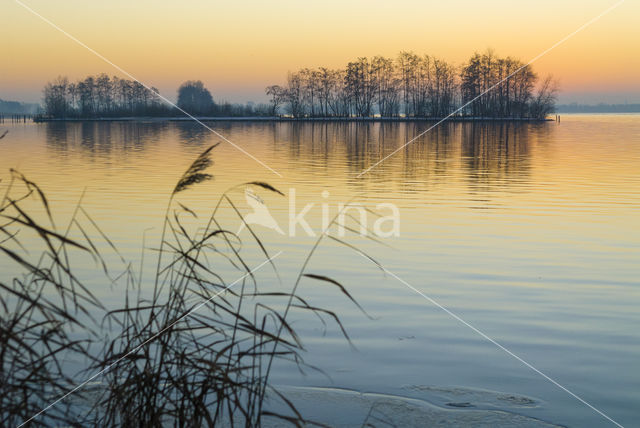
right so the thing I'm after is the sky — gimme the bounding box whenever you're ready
[1,0,638,105]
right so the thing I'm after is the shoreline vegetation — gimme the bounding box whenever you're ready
[0,146,376,426]
[40,50,558,121]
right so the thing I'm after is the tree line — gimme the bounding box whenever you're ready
[265,50,557,119]
[43,75,170,118]
[174,80,271,117]
[42,50,557,119]
[43,76,271,118]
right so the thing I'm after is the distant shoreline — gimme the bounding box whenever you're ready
[556,103,640,113]
[32,116,555,123]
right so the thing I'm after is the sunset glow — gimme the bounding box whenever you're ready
[2,0,638,103]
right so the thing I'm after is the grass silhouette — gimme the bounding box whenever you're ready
[0,144,377,427]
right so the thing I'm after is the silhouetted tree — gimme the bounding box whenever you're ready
[373,56,400,117]
[96,73,113,114]
[460,50,538,118]
[43,74,169,118]
[45,49,555,120]
[345,57,377,117]
[284,72,305,117]
[177,80,214,116]
[43,76,70,118]
[430,57,457,116]
[529,76,558,119]
[397,51,419,116]
[300,68,320,117]
[77,76,95,117]
[269,50,554,119]
[265,85,285,116]
[316,68,337,117]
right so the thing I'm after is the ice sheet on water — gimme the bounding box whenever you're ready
[63,382,561,427]
[262,385,562,427]
[403,384,539,409]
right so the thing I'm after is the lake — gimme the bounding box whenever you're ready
[0,115,638,427]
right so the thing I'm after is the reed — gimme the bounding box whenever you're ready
[0,144,378,427]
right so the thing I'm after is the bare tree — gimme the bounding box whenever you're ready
[257,49,557,120]
[43,76,70,118]
[316,68,336,117]
[329,70,350,117]
[372,56,399,117]
[43,74,167,118]
[265,85,285,116]
[96,73,113,114]
[285,72,305,117]
[430,57,457,117]
[345,57,377,117]
[397,51,418,116]
[460,50,539,118]
[529,75,558,119]
[300,69,320,117]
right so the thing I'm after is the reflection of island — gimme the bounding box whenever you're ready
[174,121,238,147]
[461,122,537,191]
[45,122,166,156]
[175,122,212,146]
[45,120,551,194]
[272,121,549,191]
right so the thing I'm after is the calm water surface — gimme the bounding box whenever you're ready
[0,115,638,427]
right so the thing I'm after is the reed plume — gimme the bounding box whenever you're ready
[0,145,378,426]
[172,142,219,194]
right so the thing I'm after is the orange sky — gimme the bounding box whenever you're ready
[1,0,638,104]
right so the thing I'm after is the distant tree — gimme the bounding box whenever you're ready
[253,103,272,116]
[411,54,431,117]
[345,57,377,117]
[460,50,540,118]
[43,74,168,118]
[372,56,399,117]
[460,53,482,116]
[265,85,285,116]
[177,80,214,116]
[300,68,320,117]
[529,75,558,119]
[96,73,113,114]
[132,81,148,114]
[43,76,70,118]
[397,51,419,116]
[67,82,78,115]
[148,86,163,113]
[430,57,457,117]
[511,64,537,118]
[77,76,96,117]
[284,72,304,117]
[328,70,351,117]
